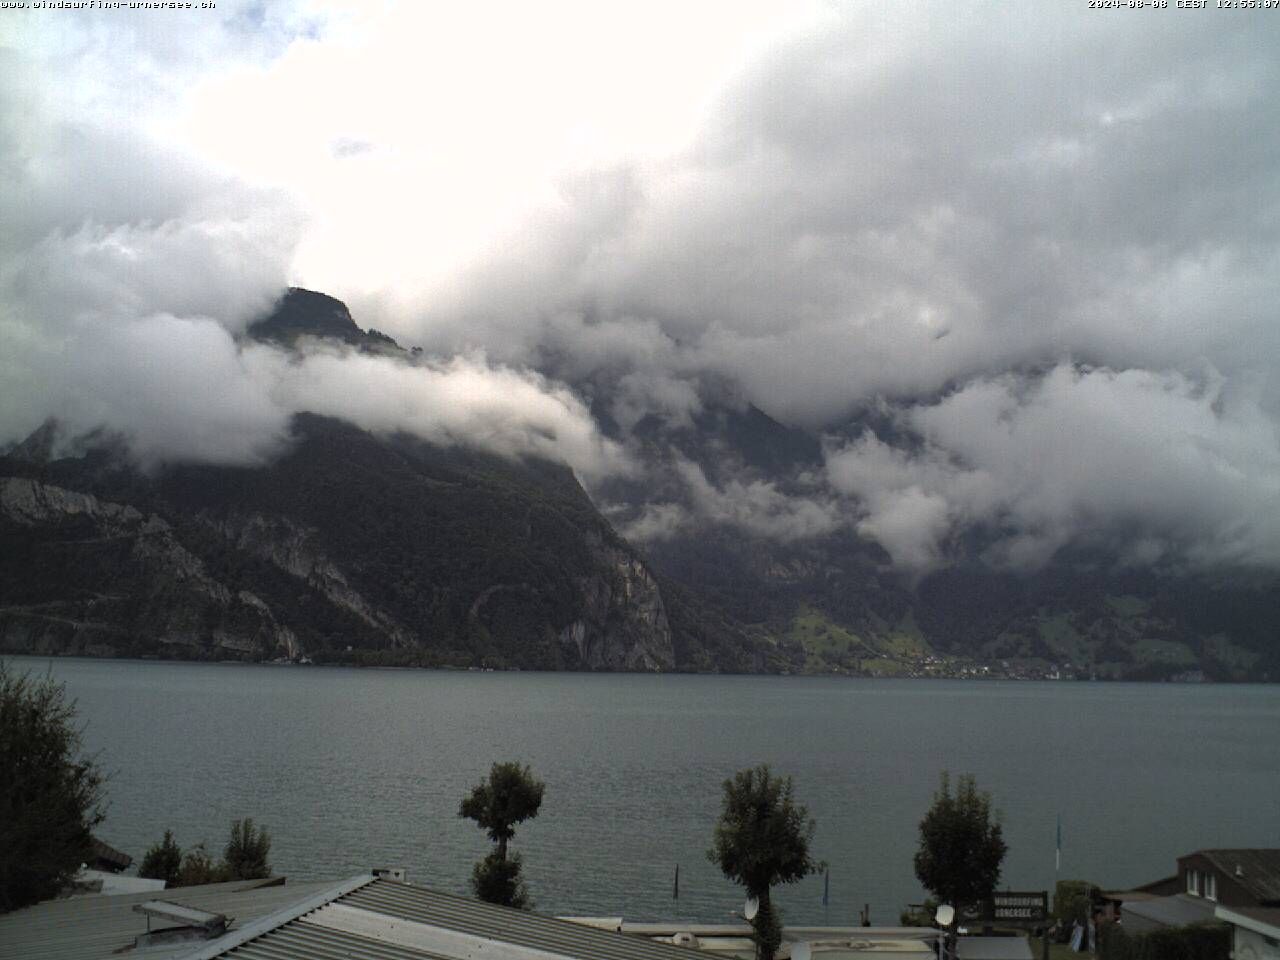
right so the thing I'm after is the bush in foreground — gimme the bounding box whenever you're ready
[0,662,106,912]
[139,818,272,888]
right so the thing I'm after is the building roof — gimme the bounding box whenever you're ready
[3,875,943,960]
[89,836,134,872]
[1187,850,1280,903]
[179,877,717,960]
[1101,890,1163,903]
[1215,905,1280,939]
[1120,893,1216,929]
[955,937,1033,960]
[70,867,167,897]
[0,877,334,960]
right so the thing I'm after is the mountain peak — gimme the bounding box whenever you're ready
[248,288,365,347]
[8,418,61,464]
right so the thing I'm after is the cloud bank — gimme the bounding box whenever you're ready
[4,2,1280,571]
[0,9,624,481]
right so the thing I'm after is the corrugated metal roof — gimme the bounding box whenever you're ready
[184,879,714,960]
[223,920,452,960]
[337,881,711,960]
[0,878,335,960]
[2,875,936,960]
[610,923,935,942]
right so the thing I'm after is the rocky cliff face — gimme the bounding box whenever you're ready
[557,539,674,670]
[0,288,759,672]
[202,511,415,648]
[0,451,684,670]
[0,477,298,659]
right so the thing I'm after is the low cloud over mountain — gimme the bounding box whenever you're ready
[4,2,1279,572]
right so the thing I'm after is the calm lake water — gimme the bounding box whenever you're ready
[11,657,1280,924]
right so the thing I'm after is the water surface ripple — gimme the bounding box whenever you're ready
[16,658,1280,925]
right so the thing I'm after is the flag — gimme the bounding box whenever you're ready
[823,868,829,907]
[1056,815,1062,872]
[673,863,679,901]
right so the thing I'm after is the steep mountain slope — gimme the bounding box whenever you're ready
[0,290,782,671]
[6,286,1274,680]
[614,401,1280,681]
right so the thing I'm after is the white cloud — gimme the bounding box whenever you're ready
[825,364,1280,572]
[251,345,630,481]
[672,458,842,542]
[6,2,1280,571]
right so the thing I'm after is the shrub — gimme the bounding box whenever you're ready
[224,818,271,880]
[1053,879,1100,939]
[175,843,231,887]
[139,818,272,888]
[1098,921,1229,960]
[139,830,183,886]
[471,851,530,909]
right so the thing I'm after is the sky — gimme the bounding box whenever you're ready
[2,1,1278,573]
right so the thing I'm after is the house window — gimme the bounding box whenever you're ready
[1205,873,1216,901]
[1187,869,1199,895]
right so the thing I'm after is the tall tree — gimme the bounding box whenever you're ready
[914,770,1007,958]
[459,761,544,907]
[0,662,106,912]
[708,764,820,960]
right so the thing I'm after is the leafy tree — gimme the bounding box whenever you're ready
[460,761,544,907]
[913,771,1007,910]
[0,661,106,912]
[139,830,183,886]
[1053,879,1100,938]
[707,764,820,960]
[224,817,271,879]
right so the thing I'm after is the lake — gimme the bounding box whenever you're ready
[10,657,1279,925]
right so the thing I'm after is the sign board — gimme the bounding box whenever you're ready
[960,891,1048,925]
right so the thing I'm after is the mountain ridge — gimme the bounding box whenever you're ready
[0,289,784,671]
[3,287,1276,680]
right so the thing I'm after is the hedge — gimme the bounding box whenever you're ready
[1098,921,1229,960]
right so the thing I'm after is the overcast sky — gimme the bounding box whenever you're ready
[2,1,1277,572]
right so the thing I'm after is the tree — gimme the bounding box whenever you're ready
[913,772,1007,911]
[0,662,106,912]
[707,764,820,960]
[459,761,544,907]
[1053,879,1100,936]
[224,817,271,879]
[139,830,183,886]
